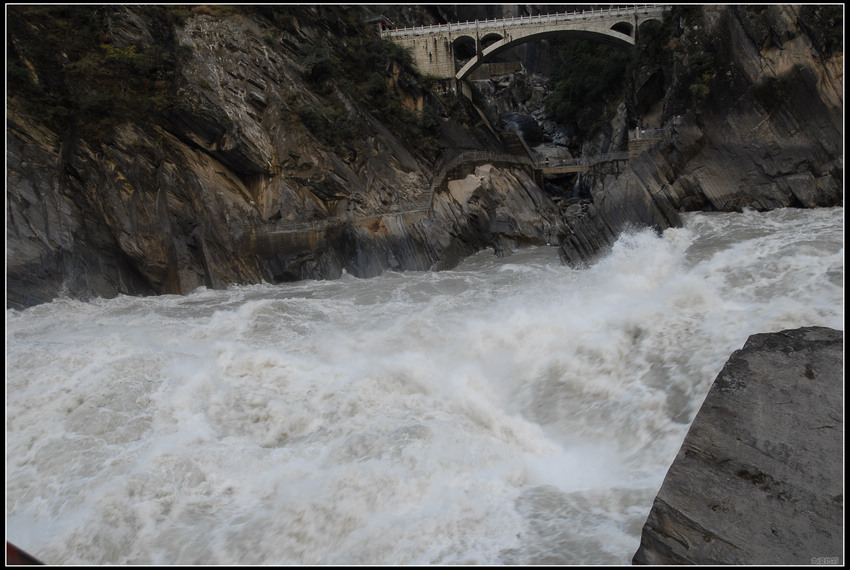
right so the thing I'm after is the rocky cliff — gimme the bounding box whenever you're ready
[558,5,844,265]
[5,5,550,309]
[632,326,844,565]
[6,5,843,309]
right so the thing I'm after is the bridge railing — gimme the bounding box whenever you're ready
[382,4,664,38]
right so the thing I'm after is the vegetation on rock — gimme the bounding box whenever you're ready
[7,5,185,137]
[6,5,453,160]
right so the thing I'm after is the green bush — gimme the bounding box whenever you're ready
[545,39,632,137]
[8,5,179,138]
[798,5,843,57]
[364,72,388,101]
[301,44,342,86]
[383,40,416,73]
[689,82,710,100]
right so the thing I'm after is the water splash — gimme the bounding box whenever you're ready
[6,207,843,565]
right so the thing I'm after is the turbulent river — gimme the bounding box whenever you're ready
[6,206,844,565]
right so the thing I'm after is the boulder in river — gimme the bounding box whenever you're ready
[632,326,844,565]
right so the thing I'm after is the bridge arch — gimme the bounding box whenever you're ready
[452,35,476,60]
[456,22,640,80]
[611,21,635,36]
[380,5,667,83]
[480,32,504,51]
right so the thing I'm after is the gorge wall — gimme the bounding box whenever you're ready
[6,5,843,309]
[558,5,844,265]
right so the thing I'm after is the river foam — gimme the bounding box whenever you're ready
[6,206,843,564]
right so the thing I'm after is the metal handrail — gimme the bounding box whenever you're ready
[628,123,671,140]
[536,151,630,169]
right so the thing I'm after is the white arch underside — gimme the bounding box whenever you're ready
[455,28,635,80]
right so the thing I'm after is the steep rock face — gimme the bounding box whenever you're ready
[632,327,844,565]
[6,7,508,309]
[6,5,844,309]
[7,109,157,307]
[557,5,843,265]
[253,163,565,282]
[434,163,564,254]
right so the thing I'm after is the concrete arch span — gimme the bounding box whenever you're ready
[456,24,637,80]
[381,5,667,82]
[480,32,504,50]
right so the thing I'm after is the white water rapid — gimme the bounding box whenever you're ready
[6,206,844,565]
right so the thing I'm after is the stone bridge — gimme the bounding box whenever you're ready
[381,4,667,82]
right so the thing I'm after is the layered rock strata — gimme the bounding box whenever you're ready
[6,5,844,309]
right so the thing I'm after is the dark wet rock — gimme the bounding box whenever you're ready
[499,112,544,147]
[556,6,843,266]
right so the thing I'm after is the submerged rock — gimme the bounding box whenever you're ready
[632,326,843,565]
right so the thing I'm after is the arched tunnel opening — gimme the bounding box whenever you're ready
[452,36,476,66]
[610,21,634,37]
[453,36,476,59]
[480,33,503,51]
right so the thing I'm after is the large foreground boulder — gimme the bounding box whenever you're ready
[632,326,843,565]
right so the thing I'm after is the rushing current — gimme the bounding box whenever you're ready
[6,206,844,565]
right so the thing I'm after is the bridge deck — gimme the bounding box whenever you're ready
[382,4,664,39]
[381,4,667,80]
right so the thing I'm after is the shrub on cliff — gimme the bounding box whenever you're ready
[7,5,181,138]
[545,39,633,138]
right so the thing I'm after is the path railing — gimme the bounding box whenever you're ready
[629,125,668,140]
[536,151,630,170]
[253,149,637,234]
